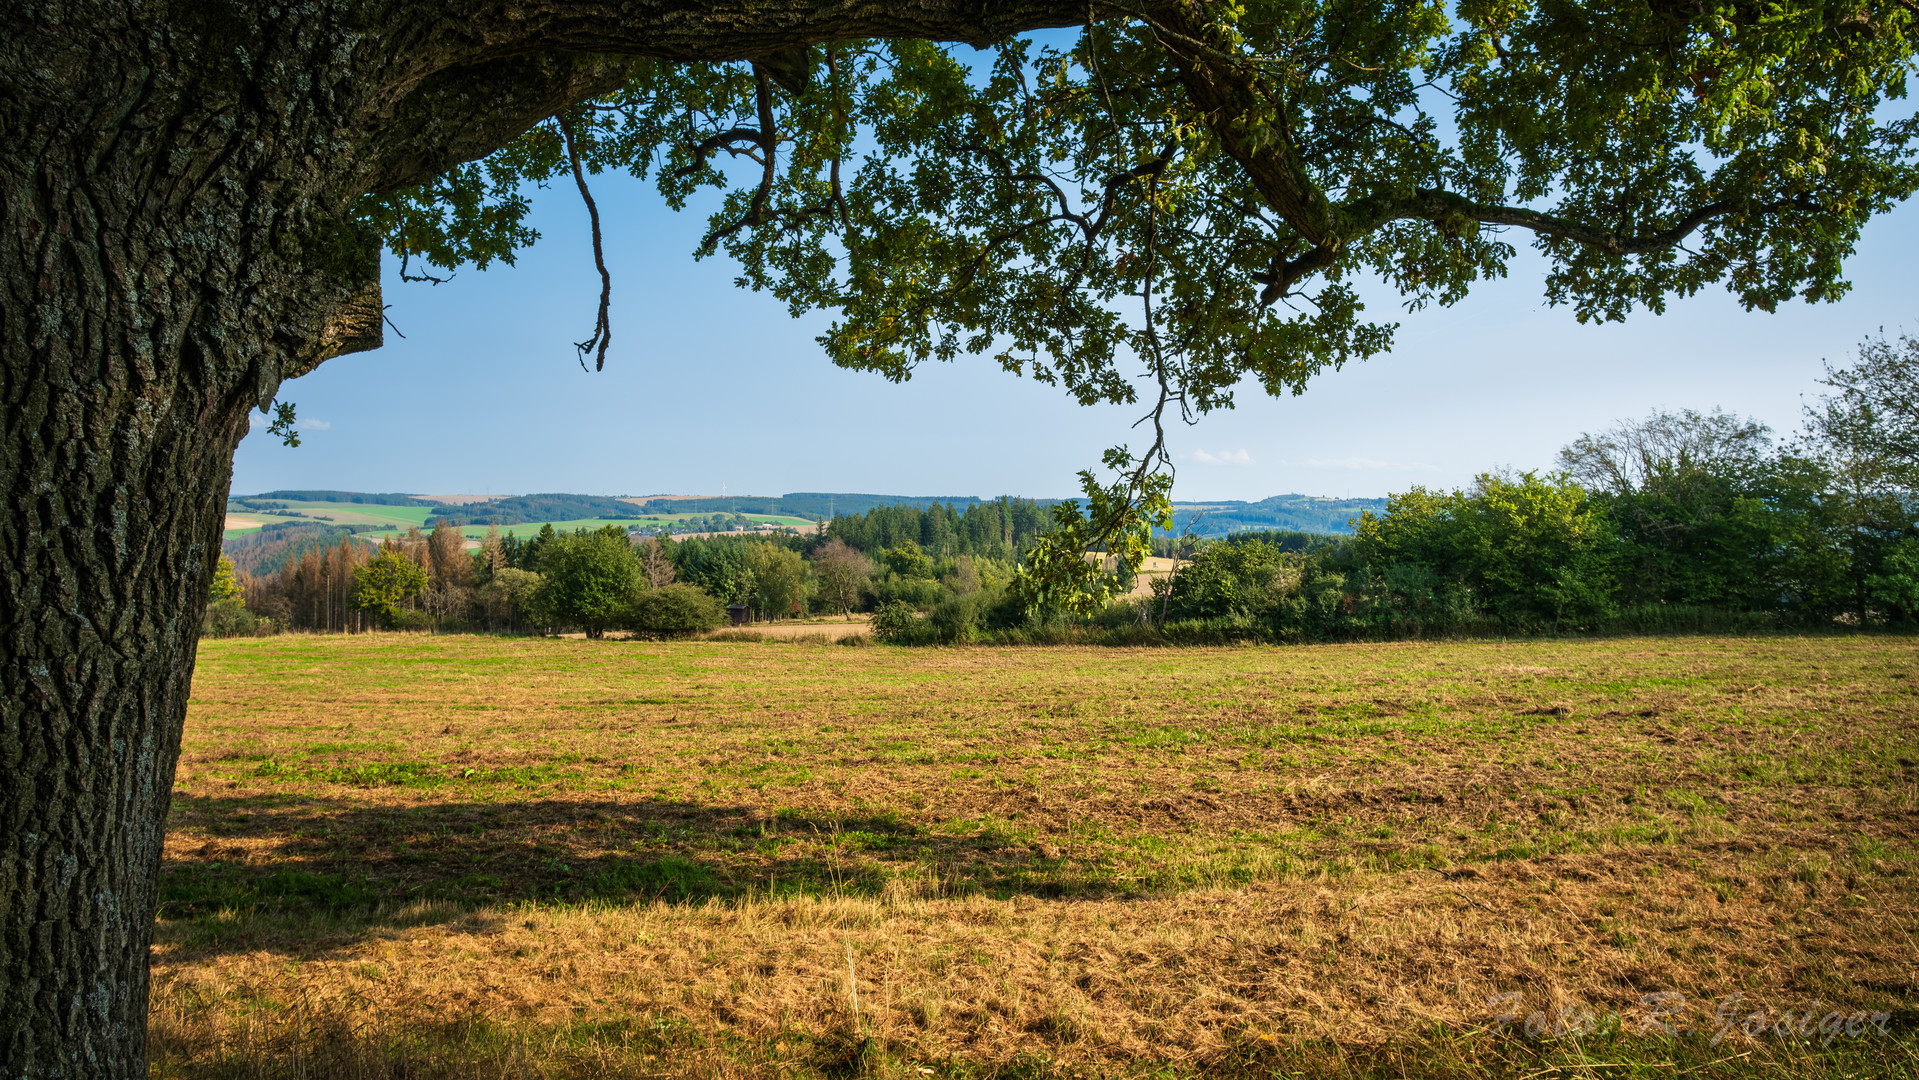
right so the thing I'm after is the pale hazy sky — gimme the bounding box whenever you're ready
[233,164,1917,503]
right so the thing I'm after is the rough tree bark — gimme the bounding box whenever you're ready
[0,2,1112,1075]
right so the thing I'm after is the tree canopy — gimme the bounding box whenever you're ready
[356,0,1916,602]
[369,1,1916,416]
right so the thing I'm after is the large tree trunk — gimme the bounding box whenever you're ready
[0,1,1106,1074]
[0,7,378,1073]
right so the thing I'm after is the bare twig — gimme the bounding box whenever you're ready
[558,113,612,372]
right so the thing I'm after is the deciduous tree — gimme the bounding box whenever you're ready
[537,529,644,637]
[640,535,678,589]
[745,540,809,620]
[811,538,874,617]
[207,557,245,604]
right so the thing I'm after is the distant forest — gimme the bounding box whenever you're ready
[820,498,1057,560]
[248,490,433,506]
[223,522,363,576]
[426,493,648,525]
[1169,495,1386,537]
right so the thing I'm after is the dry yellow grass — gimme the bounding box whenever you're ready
[702,616,872,641]
[154,634,1919,1077]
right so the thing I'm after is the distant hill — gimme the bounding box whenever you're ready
[243,490,433,506]
[629,492,988,519]
[427,493,645,526]
[229,490,1388,537]
[222,521,361,575]
[1167,494,1387,537]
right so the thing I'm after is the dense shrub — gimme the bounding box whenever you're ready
[928,590,995,643]
[1350,472,1620,630]
[872,575,945,610]
[628,584,725,638]
[203,598,261,638]
[869,601,920,643]
[1161,538,1295,622]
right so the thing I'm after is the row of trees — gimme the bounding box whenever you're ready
[209,522,721,638]
[837,333,1916,644]
[209,512,1031,638]
[210,518,848,637]
[1148,336,1918,641]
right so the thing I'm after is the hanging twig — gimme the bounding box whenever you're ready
[1130,170,1187,491]
[558,112,612,372]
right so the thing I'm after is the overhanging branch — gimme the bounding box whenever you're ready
[360,52,634,195]
[1385,188,1826,257]
[391,0,1138,68]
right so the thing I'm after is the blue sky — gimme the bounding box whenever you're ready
[235,164,1918,503]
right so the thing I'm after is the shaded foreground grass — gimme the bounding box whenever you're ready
[157,634,1919,1077]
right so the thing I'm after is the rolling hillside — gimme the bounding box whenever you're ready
[221,489,1388,575]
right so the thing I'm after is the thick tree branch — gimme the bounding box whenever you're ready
[388,0,1133,70]
[675,127,774,176]
[1382,188,1826,256]
[1150,2,1830,308]
[1152,3,1337,247]
[1251,245,1339,305]
[288,281,386,379]
[353,1,1146,209]
[696,68,784,254]
[360,52,635,195]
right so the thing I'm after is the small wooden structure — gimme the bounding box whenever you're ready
[726,604,750,626]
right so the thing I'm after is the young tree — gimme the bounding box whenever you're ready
[207,556,245,604]
[640,535,678,589]
[4,2,1917,1072]
[350,548,431,628]
[477,523,508,586]
[745,541,809,621]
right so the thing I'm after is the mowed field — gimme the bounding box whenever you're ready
[156,635,1919,1078]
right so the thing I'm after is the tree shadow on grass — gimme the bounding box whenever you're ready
[158,790,1112,958]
